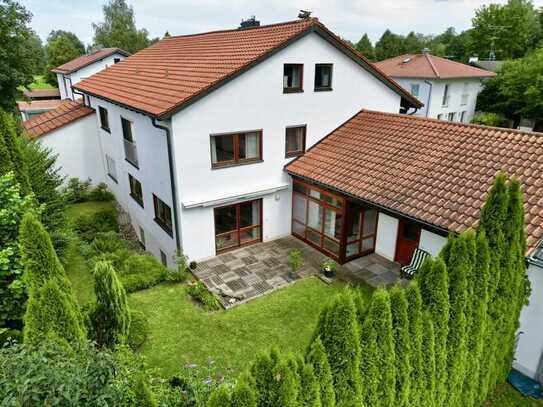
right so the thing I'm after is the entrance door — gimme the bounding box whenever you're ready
[394,219,421,265]
[214,199,262,253]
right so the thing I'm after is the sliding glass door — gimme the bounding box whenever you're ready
[345,202,377,260]
[214,199,262,253]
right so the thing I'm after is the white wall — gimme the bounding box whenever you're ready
[38,114,104,185]
[87,96,178,267]
[171,31,403,261]
[514,264,543,380]
[419,229,447,257]
[375,213,399,260]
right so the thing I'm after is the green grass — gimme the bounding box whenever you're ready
[27,75,55,90]
[486,383,543,406]
[65,201,116,222]
[129,277,351,377]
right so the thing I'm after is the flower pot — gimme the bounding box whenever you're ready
[323,268,335,278]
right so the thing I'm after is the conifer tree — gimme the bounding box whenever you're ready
[206,384,231,407]
[89,261,131,348]
[135,374,158,407]
[306,338,335,407]
[0,109,30,194]
[405,283,424,407]
[421,312,436,407]
[297,358,321,407]
[231,374,257,407]
[389,285,411,407]
[416,256,449,405]
[250,350,277,406]
[271,355,300,407]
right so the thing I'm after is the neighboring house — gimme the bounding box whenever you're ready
[469,57,504,73]
[52,48,130,100]
[285,109,543,381]
[72,17,421,267]
[22,99,104,184]
[17,99,63,121]
[375,51,495,122]
[22,88,61,101]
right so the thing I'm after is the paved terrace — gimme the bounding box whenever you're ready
[193,236,404,308]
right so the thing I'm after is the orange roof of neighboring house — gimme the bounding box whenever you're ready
[17,99,63,111]
[22,88,60,99]
[286,110,543,252]
[22,99,95,139]
[52,48,130,74]
[73,18,422,118]
[375,53,496,79]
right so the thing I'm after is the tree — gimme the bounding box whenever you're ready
[405,283,423,407]
[135,374,157,407]
[375,29,405,60]
[231,374,257,407]
[206,384,231,407]
[403,31,424,53]
[47,29,85,54]
[0,109,31,194]
[92,0,150,54]
[389,286,411,407]
[306,338,335,407]
[421,312,436,407]
[88,261,130,348]
[26,31,46,74]
[297,359,321,407]
[355,33,375,60]
[250,350,277,406]
[0,0,38,111]
[44,33,84,85]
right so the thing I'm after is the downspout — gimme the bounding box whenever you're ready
[424,80,433,118]
[151,117,182,252]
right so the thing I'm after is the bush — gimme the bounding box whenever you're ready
[187,281,221,311]
[64,179,114,203]
[128,310,149,350]
[471,112,509,127]
[87,182,115,202]
[119,254,168,293]
[74,208,118,242]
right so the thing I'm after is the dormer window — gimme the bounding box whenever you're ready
[283,64,303,93]
[314,64,333,91]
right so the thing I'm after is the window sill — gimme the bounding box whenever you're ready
[283,88,304,94]
[314,87,333,92]
[101,126,111,133]
[211,159,263,170]
[130,194,144,208]
[285,151,305,158]
[154,218,173,237]
[125,158,139,170]
[107,174,118,183]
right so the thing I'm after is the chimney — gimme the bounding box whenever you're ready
[239,16,260,29]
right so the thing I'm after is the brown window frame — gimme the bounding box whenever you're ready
[283,64,304,93]
[210,130,263,169]
[99,106,110,132]
[128,174,144,207]
[314,64,333,91]
[285,125,307,158]
[214,199,262,254]
[153,194,173,237]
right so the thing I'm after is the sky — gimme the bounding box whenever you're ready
[19,0,539,47]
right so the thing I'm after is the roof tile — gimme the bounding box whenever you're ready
[52,48,130,74]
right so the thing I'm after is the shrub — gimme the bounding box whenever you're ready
[187,281,221,311]
[128,309,149,350]
[306,337,335,407]
[206,384,231,407]
[87,182,115,201]
[231,374,257,407]
[289,249,303,273]
[74,208,118,242]
[389,285,411,407]
[135,374,158,407]
[471,112,509,127]
[64,178,92,203]
[88,231,127,255]
[119,254,168,293]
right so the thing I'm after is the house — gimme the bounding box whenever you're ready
[17,99,63,121]
[375,51,495,122]
[71,17,421,267]
[52,48,130,100]
[469,56,504,73]
[22,88,61,101]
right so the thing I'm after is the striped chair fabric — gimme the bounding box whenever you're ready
[401,248,430,278]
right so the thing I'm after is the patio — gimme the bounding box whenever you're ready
[193,236,405,308]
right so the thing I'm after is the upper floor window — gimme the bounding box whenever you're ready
[99,107,110,132]
[210,130,262,168]
[442,84,450,107]
[448,112,456,121]
[128,174,144,207]
[314,64,333,91]
[153,194,173,236]
[460,111,467,122]
[283,64,303,93]
[105,154,117,182]
[121,117,138,168]
[114,58,121,64]
[285,125,306,158]
[410,84,420,97]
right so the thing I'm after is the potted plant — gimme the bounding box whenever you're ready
[321,259,337,278]
[288,249,303,279]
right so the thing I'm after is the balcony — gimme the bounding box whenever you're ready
[124,139,139,168]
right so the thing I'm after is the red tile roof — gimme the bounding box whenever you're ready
[286,110,543,253]
[22,99,95,139]
[17,99,63,112]
[73,18,422,118]
[375,53,496,79]
[52,48,130,74]
[22,88,60,99]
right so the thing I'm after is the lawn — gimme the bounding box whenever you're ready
[27,75,55,90]
[129,277,349,377]
[65,201,115,222]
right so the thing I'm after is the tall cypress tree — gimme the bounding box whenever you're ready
[405,283,423,407]
[306,338,335,407]
[297,358,321,407]
[271,355,300,407]
[416,256,449,406]
[206,384,231,407]
[231,374,257,407]
[0,109,31,194]
[89,261,131,348]
[421,311,436,407]
[250,350,277,407]
[389,285,411,407]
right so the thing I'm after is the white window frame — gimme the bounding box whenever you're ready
[105,154,117,182]
[410,83,420,97]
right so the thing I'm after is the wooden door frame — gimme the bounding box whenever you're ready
[394,218,421,263]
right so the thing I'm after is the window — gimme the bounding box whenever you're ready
[160,250,168,267]
[285,125,306,157]
[314,64,333,91]
[448,112,456,122]
[283,64,303,93]
[128,174,144,207]
[410,83,420,97]
[214,199,262,253]
[442,84,450,107]
[460,111,467,122]
[437,114,444,120]
[210,130,262,168]
[114,58,121,64]
[99,107,110,132]
[153,194,173,236]
[122,117,138,168]
[138,226,146,249]
[105,154,117,182]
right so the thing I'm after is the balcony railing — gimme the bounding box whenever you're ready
[461,94,469,106]
[124,139,139,168]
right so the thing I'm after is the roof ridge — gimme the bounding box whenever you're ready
[428,53,494,75]
[424,52,440,78]
[164,18,318,40]
[359,109,543,138]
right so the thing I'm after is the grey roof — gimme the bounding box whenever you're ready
[470,60,504,73]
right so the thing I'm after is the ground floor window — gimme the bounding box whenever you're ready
[214,199,262,253]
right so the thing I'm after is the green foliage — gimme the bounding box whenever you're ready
[120,254,168,292]
[471,112,509,127]
[207,384,231,407]
[44,30,84,85]
[315,292,362,406]
[250,350,277,406]
[359,288,395,407]
[306,337,335,407]
[64,178,115,203]
[405,282,423,407]
[375,29,406,60]
[355,33,375,60]
[92,0,151,53]
[187,281,221,311]
[297,358,321,407]
[231,374,257,407]
[128,309,149,349]
[74,207,119,242]
[88,261,130,348]
[135,374,158,407]
[389,285,411,407]
[0,109,31,194]
[289,249,303,272]
[421,312,436,407]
